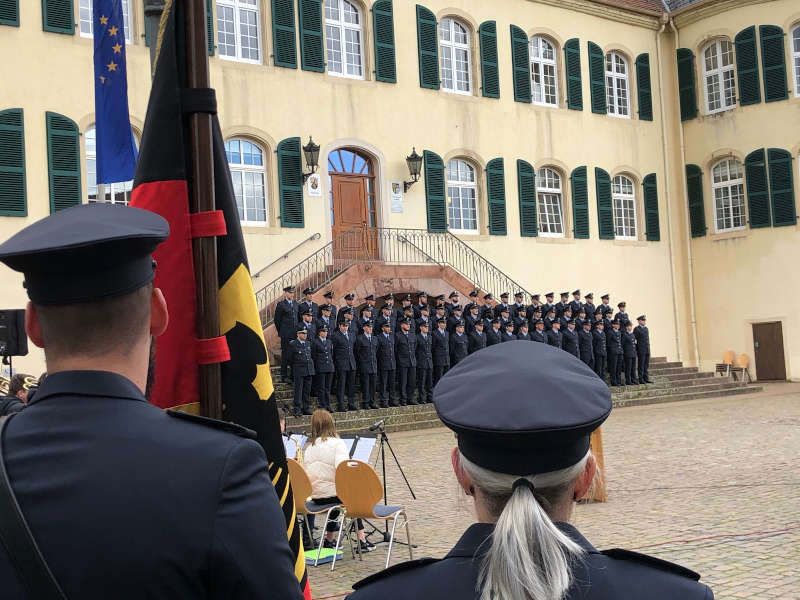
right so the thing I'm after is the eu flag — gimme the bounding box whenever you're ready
[92,0,137,184]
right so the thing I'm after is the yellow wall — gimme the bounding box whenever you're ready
[674,0,800,380]
[1,0,797,379]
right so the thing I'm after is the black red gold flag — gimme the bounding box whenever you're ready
[130,2,310,597]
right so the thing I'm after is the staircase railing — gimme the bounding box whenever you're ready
[255,226,534,328]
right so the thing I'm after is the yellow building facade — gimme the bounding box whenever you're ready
[0,0,798,380]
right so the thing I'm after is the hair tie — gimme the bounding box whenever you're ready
[512,478,535,494]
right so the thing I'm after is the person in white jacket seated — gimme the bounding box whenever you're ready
[303,409,375,553]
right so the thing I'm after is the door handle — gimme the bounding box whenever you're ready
[754,341,759,349]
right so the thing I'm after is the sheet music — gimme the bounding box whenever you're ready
[341,434,377,463]
[283,434,307,459]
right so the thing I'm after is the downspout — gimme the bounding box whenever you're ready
[655,12,682,362]
[668,15,702,368]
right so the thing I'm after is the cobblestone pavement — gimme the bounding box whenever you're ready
[304,383,800,599]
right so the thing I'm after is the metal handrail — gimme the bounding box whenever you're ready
[251,232,322,279]
[255,226,535,328]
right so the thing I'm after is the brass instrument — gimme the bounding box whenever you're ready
[0,375,39,396]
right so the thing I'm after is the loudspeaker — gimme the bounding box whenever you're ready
[0,310,28,357]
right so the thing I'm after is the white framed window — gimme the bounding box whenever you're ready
[225,139,267,224]
[85,126,138,205]
[217,0,261,63]
[612,175,636,239]
[447,159,478,233]
[530,36,558,107]
[791,25,800,97]
[439,17,472,94]
[711,159,746,232]
[703,39,736,113]
[536,167,564,236]
[79,0,132,44]
[605,52,630,118]
[325,0,364,79]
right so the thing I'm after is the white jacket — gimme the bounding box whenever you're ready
[303,436,349,499]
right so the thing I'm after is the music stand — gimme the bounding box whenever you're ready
[370,421,416,545]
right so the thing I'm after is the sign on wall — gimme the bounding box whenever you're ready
[307,173,322,197]
[391,181,403,213]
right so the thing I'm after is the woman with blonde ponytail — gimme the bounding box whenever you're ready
[349,342,713,600]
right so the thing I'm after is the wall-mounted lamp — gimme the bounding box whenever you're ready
[404,148,423,192]
[302,136,320,183]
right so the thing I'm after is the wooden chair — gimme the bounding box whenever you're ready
[331,459,412,570]
[715,350,735,377]
[287,458,343,566]
[731,353,751,384]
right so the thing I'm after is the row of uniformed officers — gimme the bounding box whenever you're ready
[274,287,652,416]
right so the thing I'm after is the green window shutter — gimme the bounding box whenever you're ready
[479,21,499,99]
[277,137,304,227]
[416,5,439,90]
[517,160,536,237]
[571,166,589,239]
[144,13,153,47]
[298,0,324,72]
[272,0,297,68]
[643,173,660,241]
[487,158,507,235]
[676,48,698,120]
[759,25,788,102]
[206,0,215,55]
[636,53,653,121]
[0,109,26,216]
[767,148,796,227]
[588,42,606,114]
[42,0,74,34]
[45,112,80,213]
[372,0,396,83]
[423,150,445,232]
[564,38,583,111]
[735,26,761,105]
[0,0,19,26]
[744,149,770,228]
[595,168,613,239]
[510,25,531,103]
[685,164,706,237]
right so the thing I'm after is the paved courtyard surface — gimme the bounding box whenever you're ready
[304,383,800,599]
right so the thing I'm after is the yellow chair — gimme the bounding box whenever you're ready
[287,458,343,566]
[715,350,736,377]
[731,353,751,384]
[331,459,413,570]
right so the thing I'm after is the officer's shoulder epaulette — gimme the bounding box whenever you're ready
[600,548,701,581]
[166,410,257,440]
[352,557,441,590]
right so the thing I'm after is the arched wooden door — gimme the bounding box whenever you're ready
[329,148,377,261]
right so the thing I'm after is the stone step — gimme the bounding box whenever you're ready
[611,380,747,400]
[648,361,683,370]
[612,385,762,409]
[653,371,714,382]
[649,356,668,363]
[649,366,699,375]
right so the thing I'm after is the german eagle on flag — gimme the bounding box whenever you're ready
[130,2,310,598]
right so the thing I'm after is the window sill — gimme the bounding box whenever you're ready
[611,238,647,247]
[709,229,748,242]
[218,55,263,66]
[534,235,573,244]
[701,106,737,119]
[241,224,283,235]
[452,232,490,242]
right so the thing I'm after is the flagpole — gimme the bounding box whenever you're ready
[184,0,222,419]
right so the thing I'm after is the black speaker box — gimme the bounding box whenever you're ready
[0,309,28,357]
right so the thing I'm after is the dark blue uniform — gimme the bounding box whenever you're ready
[331,329,357,411]
[298,300,318,322]
[0,371,303,600]
[355,333,378,409]
[348,522,712,600]
[468,329,486,354]
[485,326,502,346]
[592,329,608,379]
[517,330,531,341]
[274,298,298,380]
[500,330,516,343]
[578,328,594,367]
[546,329,562,348]
[449,332,469,366]
[395,331,417,405]
[561,327,580,358]
[415,332,433,403]
[531,329,547,343]
[289,338,315,415]
[622,330,638,385]
[606,328,623,386]
[432,328,450,386]
[377,332,396,407]
[312,336,334,411]
[634,325,651,383]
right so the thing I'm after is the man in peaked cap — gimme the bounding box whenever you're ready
[275,284,299,381]
[556,292,570,319]
[582,293,595,319]
[634,316,652,384]
[312,325,334,412]
[446,291,461,318]
[290,325,315,416]
[432,317,451,386]
[0,203,301,599]
[570,290,582,315]
[464,289,479,314]
[510,292,525,321]
[323,290,337,323]
[542,292,555,318]
[616,302,629,325]
[349,343,712,600]
[413,291,428,320]
[599,293,612,316]
[494,292,510,320]
[299,287,318,323]
[525,294,541,321]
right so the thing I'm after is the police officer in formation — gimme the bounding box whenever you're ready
[395,318,417,406]
[316,303,334,331]
[432,318,450,385]
[485,318,502,346]
[592,320,608,379]
[347,343,713,600]
[331,316,358,411]
[531,318,547,343]
[635,315,652,383]
[449,321,469,366]
[377,321,396,408]
[299,287,318,321]
[516,320,531,341]
[606,320,623,387]
[274,285,299,382]
[290,325,315,416]
[547,319,563,348]
[312,325,334,412]
[355,321,378,409]
[415,321,434,403]
[501,321,516,342]
[468,320,487,353]
[622,320,638,385]
[299,307,316,338]
[579,320,594,368]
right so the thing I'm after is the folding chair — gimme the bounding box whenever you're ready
[331,459,413,570]
[715,350,735,377]
[731,353,751,384]
[286,458,343,567]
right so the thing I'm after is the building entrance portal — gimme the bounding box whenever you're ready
[329,148,378,262]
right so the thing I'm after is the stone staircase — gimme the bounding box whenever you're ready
[279,356,762,435]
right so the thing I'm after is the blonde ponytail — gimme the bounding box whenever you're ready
[459,453,589,600]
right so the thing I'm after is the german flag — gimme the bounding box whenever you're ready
[130,2,309,597]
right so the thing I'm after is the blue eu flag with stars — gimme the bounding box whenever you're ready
[93,0,137,184]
